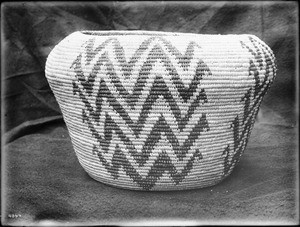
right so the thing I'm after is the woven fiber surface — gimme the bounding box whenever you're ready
[45,31,276,190]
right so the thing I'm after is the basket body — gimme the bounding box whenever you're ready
[45,31,276,190]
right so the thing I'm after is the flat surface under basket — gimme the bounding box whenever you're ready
[3,119,297,225]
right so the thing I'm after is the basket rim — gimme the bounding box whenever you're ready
[76,30,256,37]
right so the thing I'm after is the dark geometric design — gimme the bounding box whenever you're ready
[93,142,204,191]
[69,35,273,190]
[222,36,276,177]
[71,36,211,189]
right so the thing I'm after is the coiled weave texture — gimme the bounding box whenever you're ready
[45,31,276,190]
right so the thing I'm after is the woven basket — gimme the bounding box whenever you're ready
[45,31,276,191]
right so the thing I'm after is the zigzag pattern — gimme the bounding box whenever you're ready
[94,144,204,191]
[71,36,206,104]
[45,31,277,190]
[71,36,211,189]
[222,36,276,176]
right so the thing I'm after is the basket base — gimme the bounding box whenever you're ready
[86,171,230,191]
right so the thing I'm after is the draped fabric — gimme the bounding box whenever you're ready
[2,1,296,141]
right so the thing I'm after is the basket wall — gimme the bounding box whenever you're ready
[45,31,276,190]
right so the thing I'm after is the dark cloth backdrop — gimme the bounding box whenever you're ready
[2,1,298,225]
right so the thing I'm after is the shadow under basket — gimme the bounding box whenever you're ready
[45,30,276,191]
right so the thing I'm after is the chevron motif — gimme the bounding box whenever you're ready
[70,36,211,189]
[69,34,274,190]
[222,36,276,176]
[44,31,276,190]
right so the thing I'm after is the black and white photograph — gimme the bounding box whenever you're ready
[1,1,298,226]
